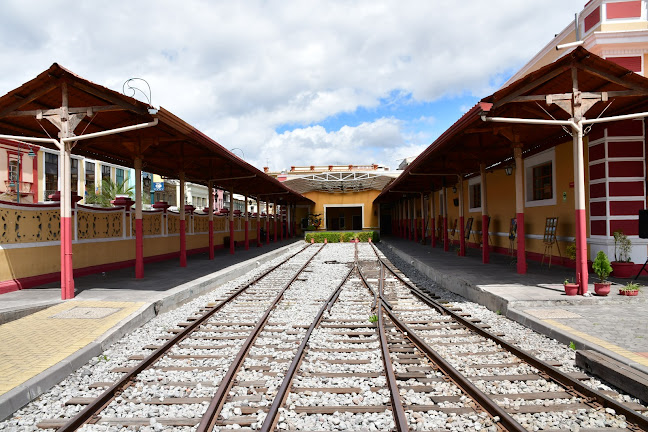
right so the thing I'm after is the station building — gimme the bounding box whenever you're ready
[376,0,648,293]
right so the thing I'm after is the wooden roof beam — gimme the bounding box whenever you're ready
[0,84,60,119]
[69,81,149,116]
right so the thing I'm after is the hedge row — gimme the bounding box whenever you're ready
[304,231,380,243]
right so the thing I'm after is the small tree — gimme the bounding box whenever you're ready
[613,230,632,262]
[85,179,134,207]
[592,251,612,283]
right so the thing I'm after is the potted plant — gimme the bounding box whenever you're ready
[591,251,612,296]
[611,231,634,278]
[563,278,579,296]
[619,282,642,296]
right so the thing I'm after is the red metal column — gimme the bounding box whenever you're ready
[280,204,284,240]
[59,83,75,299]
[408,198,413,241]
[274,201,278,242]
[514,146,527,273]
[266,205,271,245]
[480,163,489,264]
[420,192,425,243]
[574,127,588,293]
[208,181,214,260]
[179,171,187,267]
[135,158,145,275]
[244,194,249,250]
[256,197,262,247]
[229,188,235,255]
[458,175,466,256]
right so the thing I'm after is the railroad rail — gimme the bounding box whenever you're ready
[33,242,648,431]
[364,241,648,431]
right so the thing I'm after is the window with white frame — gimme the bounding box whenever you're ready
[524,148,556,207]
[468,177,482,212]
[44,152,58,200]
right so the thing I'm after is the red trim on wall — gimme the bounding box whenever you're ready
[591,219,606,236]
[0,243,234,295]
[606,1,642,19]
[608,140,644,157]
[584,6,601,32]
[607,119,643,137]
[610,218,639,235]
[590,201,606,217]
[609,181,644,196]
[589,162,605,180]
[608,160,644,177]
[590,182,607,198]
[606,56,642,72]
[589,144,605,161]
[610,200,645,216]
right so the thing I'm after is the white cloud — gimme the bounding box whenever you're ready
[0,0,585,171]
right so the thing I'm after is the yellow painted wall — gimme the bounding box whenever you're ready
[303,190,380,230]
[430,138,590,259]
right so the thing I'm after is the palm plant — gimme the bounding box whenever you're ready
[85,179,134,207]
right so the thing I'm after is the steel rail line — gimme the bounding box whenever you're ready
[197,243,327,431]
[368,242,648,431]
[56,243,312,432]
[357,260,410,432]
[259,260,357,431]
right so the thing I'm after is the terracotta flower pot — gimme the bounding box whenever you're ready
[594,282,611,296]
[564,283,579,296]
[611,261,635,279]
[620,289,639,296]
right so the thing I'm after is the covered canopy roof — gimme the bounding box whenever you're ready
[0,63,312,205]
[375,47,648,202]
[281,171,399,194]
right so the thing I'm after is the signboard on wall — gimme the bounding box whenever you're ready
[153,182,165,191]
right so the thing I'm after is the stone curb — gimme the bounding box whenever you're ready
[0,241,302,421]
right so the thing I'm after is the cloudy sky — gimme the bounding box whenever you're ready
[0,1,584,171]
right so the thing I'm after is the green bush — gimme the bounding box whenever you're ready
[304,231,380,243]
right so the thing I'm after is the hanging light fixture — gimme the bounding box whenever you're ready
[505,166,513,176]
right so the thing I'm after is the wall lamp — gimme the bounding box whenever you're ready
[452,186,457,193]
[505,166,513,176]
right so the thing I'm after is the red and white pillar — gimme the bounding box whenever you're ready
[229,188,235,254]
[208,181,214,260]
[266,201,271,245]
[480,163,489,263]
[458,176,466,256]
[514,146,526,273]
[59,83,75,299]
[256,197,262,247]
[135,157,145,275]
[244,194,249,250]
[574,126,588,293]
[179,171,187,267]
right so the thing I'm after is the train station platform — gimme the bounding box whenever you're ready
[0,239,302,421]
[380,237,648,381]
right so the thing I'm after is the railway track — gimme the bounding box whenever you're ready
[33,242,648,431]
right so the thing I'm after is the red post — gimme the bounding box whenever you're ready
[414,217,418,243]
[136,218,144,277]
[266,218,271,245]
[257,221,262,247]
[61,216,74,299]
[180,220,187,267]
[443,216,448,251]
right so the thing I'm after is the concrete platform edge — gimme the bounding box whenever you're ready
[0,241,302,421]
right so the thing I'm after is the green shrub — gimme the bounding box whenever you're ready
[304,231,380,243]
